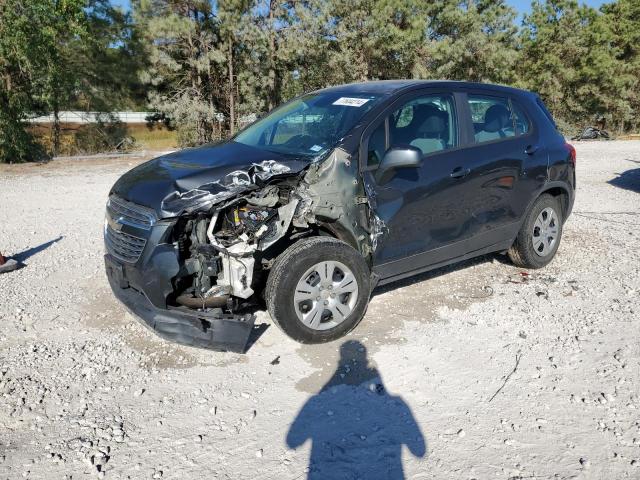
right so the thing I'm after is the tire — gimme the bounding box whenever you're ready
[508,194,563,269]
[265,237,371,344]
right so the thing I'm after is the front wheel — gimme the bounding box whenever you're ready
[265,237,371,344]
[508,194,563,269]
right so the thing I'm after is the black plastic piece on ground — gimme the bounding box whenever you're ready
[105,255,256,353]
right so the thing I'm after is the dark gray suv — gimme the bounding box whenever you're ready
[104,80,576,352]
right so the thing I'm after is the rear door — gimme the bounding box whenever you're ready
[455,91,547,248]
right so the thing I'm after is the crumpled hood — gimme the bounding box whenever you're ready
[111,141,311,218]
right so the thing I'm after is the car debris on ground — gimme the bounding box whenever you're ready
[571,126,611,141]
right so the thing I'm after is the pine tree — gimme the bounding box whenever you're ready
[416,0,518,83]
[601,0,640,132]
[134,0,227,145]
[518,0,634,133]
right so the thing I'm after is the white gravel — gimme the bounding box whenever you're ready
[1,142,639,479]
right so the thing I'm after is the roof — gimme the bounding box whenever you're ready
[318,80,534,97]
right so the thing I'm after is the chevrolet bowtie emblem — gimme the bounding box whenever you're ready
[107,214,124,231]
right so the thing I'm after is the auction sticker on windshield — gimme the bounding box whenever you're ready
[333,97,370,107]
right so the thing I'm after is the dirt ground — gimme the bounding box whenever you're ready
[1,141,639,479]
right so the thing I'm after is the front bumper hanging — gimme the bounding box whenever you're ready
[105,254,256,353]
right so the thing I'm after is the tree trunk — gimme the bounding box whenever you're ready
[267,0,277,112]
[228,41,235,135]
[52,87,60,157]
[359,47,369,82]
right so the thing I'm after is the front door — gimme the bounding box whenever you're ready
[361,90,479,279]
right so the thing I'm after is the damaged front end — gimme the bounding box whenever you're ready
[170,174,300,311]
[105,151,376,353]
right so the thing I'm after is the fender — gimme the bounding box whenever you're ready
[517,180,574,231]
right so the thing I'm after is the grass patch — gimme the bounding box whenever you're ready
[30,122,178,156]
[127,124,177,150]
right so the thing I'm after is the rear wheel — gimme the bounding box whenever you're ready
[265,237,371,343]
[508,194,563,269]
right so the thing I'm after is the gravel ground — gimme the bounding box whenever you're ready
[1,142,639,479]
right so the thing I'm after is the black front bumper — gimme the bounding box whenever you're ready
[105,254,255,353]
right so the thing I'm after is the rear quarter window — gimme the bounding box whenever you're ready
[535,97,558,130]
[511,102,530,136]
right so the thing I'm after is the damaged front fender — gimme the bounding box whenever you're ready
[297,148,374,256]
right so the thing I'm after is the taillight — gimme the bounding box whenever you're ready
[565,143,576,167]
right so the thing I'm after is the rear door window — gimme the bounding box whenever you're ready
[467,95,529,144]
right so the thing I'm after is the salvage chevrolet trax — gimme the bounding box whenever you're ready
[105,81,576,352]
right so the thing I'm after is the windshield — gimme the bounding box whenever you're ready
[234,91,382,158]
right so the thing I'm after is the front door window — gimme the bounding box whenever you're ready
[388,95,457,157]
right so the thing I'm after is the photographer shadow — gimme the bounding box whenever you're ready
[287,340,426,479]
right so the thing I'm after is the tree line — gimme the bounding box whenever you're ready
[1,0,638,163]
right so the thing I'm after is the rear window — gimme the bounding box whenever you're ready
[467,95,530,144]
[535,97,558,129]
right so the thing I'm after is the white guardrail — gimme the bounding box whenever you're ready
[28,111,153,124]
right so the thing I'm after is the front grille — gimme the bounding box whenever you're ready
[107,195,156,230]
[104,224,147,263]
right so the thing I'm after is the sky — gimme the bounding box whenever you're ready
[507,0,609,19]
[111,0,612,21]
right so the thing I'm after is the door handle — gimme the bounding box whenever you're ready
[524,144,539,155]
[450,167,471,179]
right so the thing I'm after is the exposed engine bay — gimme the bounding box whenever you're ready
[165,152,382,316]
[171,183,297,310]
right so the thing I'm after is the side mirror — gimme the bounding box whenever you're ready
[375,146,423,184]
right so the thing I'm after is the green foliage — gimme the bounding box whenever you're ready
[323,0,427,82]
[138,0,639,141]
[0,0,62,162]
[0,106,47,163]
[516,0,639,133]
[134,0,228,145]
[2,0,640,161]
[74,1,147,112]
[418,0,518,83]
[601,0,640,132]
[0,0,143,162]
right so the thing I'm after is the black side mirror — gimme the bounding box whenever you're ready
[375,146,423,184]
